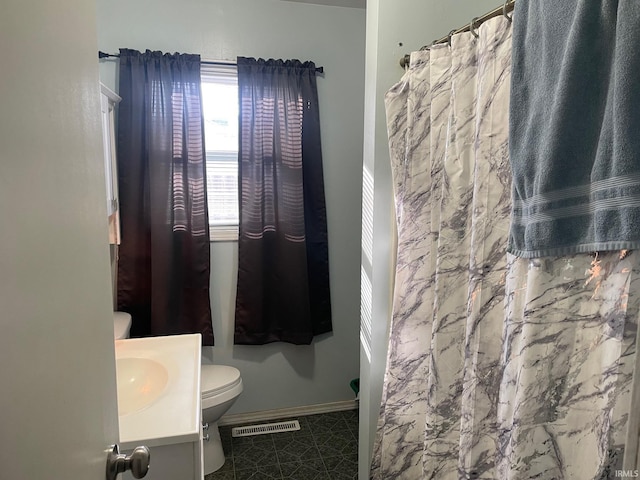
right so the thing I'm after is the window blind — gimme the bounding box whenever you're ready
[201,63,239,240]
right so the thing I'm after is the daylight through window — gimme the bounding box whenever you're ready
[201,64,239,241]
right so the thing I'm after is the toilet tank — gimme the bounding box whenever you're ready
[113,312,132,340]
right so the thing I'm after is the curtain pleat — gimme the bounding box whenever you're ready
[373,17,639,479]
[117,49,214,346]
[234,57,331,345]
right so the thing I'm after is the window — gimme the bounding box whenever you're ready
[201,64,239,241]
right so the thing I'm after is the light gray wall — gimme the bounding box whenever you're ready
[96,0,365,415]
[359,0,503,478]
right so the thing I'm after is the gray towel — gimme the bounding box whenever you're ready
[509,1,640,258]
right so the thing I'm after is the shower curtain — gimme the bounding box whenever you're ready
[372,17,640,479]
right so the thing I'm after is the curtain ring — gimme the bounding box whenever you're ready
[447,29,456,47]
[503,0,513,22]
[470,17,479,39]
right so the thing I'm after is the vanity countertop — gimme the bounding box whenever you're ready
[115,334,201,449]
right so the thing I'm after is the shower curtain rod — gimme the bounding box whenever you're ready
[98,51,325,74]
[398,0,515,69]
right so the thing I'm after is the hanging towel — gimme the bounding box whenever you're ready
[508,1,640,258]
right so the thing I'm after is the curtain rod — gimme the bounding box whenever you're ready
[398,0,515,69]
[98,51,324,74]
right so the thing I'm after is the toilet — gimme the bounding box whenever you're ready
[201,364,243,474]
[113,311,132,340]
[112,312,242,474]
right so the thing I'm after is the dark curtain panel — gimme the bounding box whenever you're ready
[117,49,214,345]
[234,57,332,345]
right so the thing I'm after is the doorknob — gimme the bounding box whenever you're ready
[106,444,150,480]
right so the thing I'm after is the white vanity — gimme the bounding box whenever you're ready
[115,334,204,480]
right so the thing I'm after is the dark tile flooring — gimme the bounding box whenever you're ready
[205,409,359,480]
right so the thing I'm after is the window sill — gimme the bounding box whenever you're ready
[209,225,238,242]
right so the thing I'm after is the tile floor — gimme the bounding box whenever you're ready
[205,409,359,480]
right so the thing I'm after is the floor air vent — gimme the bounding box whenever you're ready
[231,420,301,437]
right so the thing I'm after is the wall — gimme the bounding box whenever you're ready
[359,0,504,478]
[96,0,365,415]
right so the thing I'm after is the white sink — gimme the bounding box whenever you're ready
[114,334,202,449]
[116,357,169,415]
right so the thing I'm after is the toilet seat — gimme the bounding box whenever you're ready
[201,365,243,409]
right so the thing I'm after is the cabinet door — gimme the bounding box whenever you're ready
[100,83,121,244]
[101,91,116,215]
[121,443,198,480]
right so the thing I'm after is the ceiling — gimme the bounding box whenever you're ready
[280,0,366,9]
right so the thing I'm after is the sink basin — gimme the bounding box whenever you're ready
[116,357,169,415]
[114,334,201,449]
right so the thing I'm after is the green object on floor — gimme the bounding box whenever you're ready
[350,378,360,396]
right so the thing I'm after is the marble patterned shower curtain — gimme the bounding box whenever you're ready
[372,17,640,480]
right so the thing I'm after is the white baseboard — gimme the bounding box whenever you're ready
[219,399,359,427]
